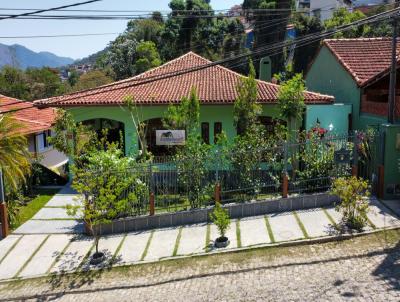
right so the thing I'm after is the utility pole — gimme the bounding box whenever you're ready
[388,15,398,123]
[388,3,400,123]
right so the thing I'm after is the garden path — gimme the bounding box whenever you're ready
[13,185,84,235]
[0,196,399,281]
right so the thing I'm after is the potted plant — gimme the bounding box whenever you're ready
[331,176,370,232]
[209,202,231,248]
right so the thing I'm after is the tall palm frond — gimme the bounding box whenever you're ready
[0,114,31,191]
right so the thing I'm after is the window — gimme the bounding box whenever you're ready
[201,122,210,144]
[36,130,52,152]
[214,122,222,143]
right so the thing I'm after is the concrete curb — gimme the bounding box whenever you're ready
[1,225,399,285]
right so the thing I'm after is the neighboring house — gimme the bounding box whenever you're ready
[297,0,353,21]
[306,38,400,130]
[36,52,349,157]
[0,94,68,176]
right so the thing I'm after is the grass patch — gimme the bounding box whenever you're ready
[0,235,24,265]
[293,211,309,239]
[140,230,154,261]
[264,216,275,243]
[11,188,59,230]
[322,208,338,228]
[236,220,242,248]
[172,227,183,256]
[205,224,211,251]
[14,235,50,278]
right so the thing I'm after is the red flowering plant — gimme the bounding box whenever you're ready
[308,122,328,139]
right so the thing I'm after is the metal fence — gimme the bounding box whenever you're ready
[110,132,381,218]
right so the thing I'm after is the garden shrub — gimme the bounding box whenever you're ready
[331,176,370,231]
[209,202,230,240]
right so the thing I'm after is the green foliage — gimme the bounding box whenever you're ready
[70,70,113,92]
[0,114,31,191]
[0,66,67,101]
[331,177,370,231]
[107,34,139,80]
[69,144,148,253]
[134,41,162,74]
[324,8,370,38]
[164,87,200,135]
[293,14,324,73]
[175,133,211,208]
[295,130,336,189]
[209,202,230,239]
[233,61,261,135]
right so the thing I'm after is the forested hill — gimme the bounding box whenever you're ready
[0,43,74,69]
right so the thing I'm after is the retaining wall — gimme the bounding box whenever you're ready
[95,193,339,236]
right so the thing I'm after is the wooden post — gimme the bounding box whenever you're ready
[351,165,358,177]
[0,203,9,238]
[377,165,385,199]
[282,173,288,198]
[214,183,221,203]
[149,192,155,216]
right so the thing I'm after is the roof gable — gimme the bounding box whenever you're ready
[0,94,55,135]
[323,38,400,87]
[36,52,333,106]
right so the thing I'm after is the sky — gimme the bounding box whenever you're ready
[0,0,241,60]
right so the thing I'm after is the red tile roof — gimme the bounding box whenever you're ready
[324,38,400,87]
[0,94,55,135]
[36,52,333,106]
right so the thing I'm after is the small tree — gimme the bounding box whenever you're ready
[331,177,370,231]
[209,202,230,240]
[68,145,147,261]
[163,87,200,136]
[233,60,261,136]
[277,73,305,140]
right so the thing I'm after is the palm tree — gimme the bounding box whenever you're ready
[0,114,31,191]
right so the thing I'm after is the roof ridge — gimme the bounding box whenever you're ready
[324,37,392,42]
[14,117,51,126]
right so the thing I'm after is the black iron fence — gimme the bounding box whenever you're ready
[107,132,382,218]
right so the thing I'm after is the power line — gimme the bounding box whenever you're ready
[0,32,120,39]
[1,7,397,113]
[35,6,399,106]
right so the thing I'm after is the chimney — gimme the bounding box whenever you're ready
[259,56,272,82]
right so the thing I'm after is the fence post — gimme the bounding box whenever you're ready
[352,134,358,177]
[0,203,9,238]
[214,183,221,203]
[377,165,385,199]
[282,173,288,198]
[149,192,155,216]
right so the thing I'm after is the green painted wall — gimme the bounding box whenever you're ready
[306,104,352,134]
[380,124,400,199]
[306,46,362,129]
[69,104,284,155]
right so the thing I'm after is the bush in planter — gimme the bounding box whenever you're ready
[331,177,370,231]
[209,202,231,247]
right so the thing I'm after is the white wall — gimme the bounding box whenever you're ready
[310,0,352,21]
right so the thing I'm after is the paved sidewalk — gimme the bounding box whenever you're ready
[13,186,84,235]
[0,197,399,281]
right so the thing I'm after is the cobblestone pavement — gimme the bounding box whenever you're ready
[1,229,400,301]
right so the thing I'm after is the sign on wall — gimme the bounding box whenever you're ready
[156,130,185,146]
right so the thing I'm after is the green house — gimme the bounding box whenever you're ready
[306,38,400,130]
[307,38,400,199]
[38,52,344,156]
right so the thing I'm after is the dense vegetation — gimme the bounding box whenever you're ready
[0,1,394,101]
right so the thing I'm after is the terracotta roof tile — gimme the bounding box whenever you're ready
[324,38,400,87]
[0,94,55,135]
[36,52,333,106]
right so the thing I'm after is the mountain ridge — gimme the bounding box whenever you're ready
[0,43,74,69]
